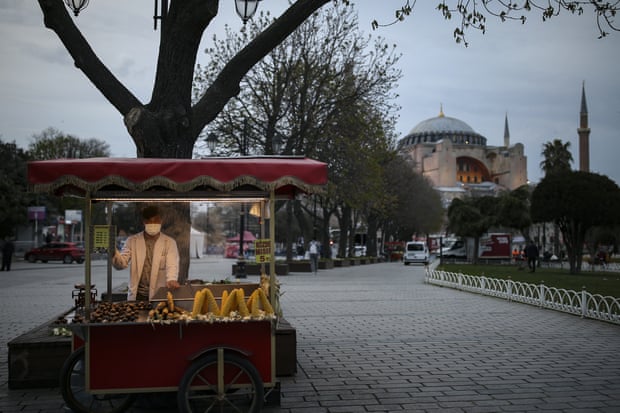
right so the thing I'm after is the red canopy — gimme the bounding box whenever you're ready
[226,231,257,242]
[28,156,327,199]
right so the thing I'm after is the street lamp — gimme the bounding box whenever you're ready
[64,0,89,16]
[206,133,218,155]
[236,121,250,278]
[235,0,262,24]
[66,1,260,28]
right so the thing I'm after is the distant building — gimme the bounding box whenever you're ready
[397,106,528,206]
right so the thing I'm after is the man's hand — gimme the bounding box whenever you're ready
[167,280,180,290]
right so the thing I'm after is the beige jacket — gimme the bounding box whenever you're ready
[112,232,179,300]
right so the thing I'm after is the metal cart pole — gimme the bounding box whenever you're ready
[83,192,92,318]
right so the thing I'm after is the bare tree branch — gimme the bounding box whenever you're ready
[191,0,331,137]
[37,0,142,114]
[375,1,619,46]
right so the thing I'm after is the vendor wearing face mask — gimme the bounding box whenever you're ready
[113,205,180,301]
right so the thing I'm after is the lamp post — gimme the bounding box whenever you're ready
[64,0,89,16]
[236,121,249,278]
[237,207,247,278]
[206,133,218,155]
[235,0,262,24]
[66,0,260,27]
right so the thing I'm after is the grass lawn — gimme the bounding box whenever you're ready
[437,262,620,299]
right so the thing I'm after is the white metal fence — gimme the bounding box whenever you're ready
[425,265,620,325]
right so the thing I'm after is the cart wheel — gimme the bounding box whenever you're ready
[60,347,136,413]
[177,352,264,413]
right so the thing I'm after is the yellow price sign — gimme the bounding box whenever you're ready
[254,239,271,263]
[93,226,111,249]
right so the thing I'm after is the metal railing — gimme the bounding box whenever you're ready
[425,264,620,325]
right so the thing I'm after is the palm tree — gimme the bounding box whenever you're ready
[540,139,573,176]
[539,139,574,259]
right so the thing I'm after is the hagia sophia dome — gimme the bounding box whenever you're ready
[400,108,487,148]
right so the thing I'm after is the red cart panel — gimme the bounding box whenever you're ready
[85,320,273,393]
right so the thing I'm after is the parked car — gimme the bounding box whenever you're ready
[24,242,85,264]
[353,245,367,257]
[440,239,467,259]
[403,241,429,265]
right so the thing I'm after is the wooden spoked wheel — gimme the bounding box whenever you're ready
[177,350,263,413]
[59,347,136,413]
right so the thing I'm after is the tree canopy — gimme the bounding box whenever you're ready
[0,139,31,238]
[0,129,111,242]
[193,4,402,257]
[28,127,110,160]
[497,185,532,238]
[531,171,620,273]
[382,155,443,242]
[193,3,400,159]
[447,195,501,262]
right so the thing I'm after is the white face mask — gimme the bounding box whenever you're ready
[144,223,161,236]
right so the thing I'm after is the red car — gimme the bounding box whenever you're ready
[24,242,85,264]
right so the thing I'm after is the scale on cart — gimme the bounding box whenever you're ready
[27,156,327,413]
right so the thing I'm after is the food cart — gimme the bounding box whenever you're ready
[27,156,327,413]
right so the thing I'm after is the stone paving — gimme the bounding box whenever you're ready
[1,257,619,412]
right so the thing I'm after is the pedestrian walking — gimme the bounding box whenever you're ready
[309,238,319,274]
[1,238,15,271]
[525,240,539,273]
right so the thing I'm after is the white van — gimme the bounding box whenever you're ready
[403,241,429,265]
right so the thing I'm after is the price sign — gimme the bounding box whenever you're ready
[93,226,111,249]
[254,239,271,263]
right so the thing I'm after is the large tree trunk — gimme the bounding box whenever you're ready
[366,214,379,257]
[339,205,351,258]
[321,201,332,259]
[472,236,480,264]
[123,107,196,158]
[558,219,586,274]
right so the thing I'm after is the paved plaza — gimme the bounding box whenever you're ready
[1,257,619,412]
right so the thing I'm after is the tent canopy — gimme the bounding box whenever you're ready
[28,156,327,199]
[226,231,257,242]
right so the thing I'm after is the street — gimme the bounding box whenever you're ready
[1,257,620,412]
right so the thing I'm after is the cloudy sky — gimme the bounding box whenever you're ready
[1,1,619,184]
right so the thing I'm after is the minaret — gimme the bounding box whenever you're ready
[503,113,510,148]
[578,82,590,172]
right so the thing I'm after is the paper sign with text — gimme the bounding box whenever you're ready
[254,239,271,263]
